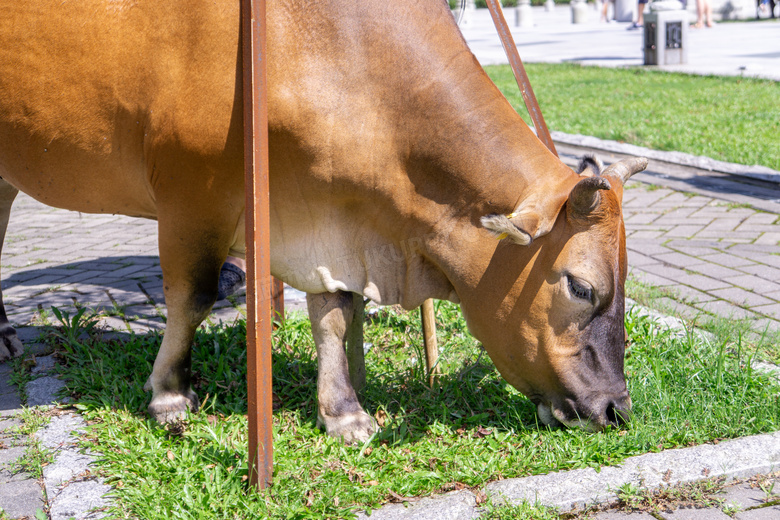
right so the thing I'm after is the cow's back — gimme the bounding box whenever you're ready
[0,0,243,218]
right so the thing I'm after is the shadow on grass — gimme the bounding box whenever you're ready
[52,316,540,449]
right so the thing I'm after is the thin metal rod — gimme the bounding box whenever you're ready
[420,299,440,387]
[484,0,557,157]
[272,277,285,325]
[242,0,273,490]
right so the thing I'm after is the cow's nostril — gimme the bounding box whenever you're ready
[605,401,631,427]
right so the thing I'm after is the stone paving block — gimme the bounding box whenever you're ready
[693,300,759,321]
[627,230,668,240]
[725,275,780,294]
[127,317,166,334]
[749,318,780,336]
[700,219,746,232]
[628,242,674,257]
[663,225,708,238]
[754,233,780,246]
[625,212,661,224]
[635,263,690,280]
[628,269,677,287]
[654,298,705,320]
[97,316,130,332]
[658,507,732,519]
[107,288,153,307]
[718,481,775,510]
[0,392,22,416]
[27,376,67,406]
[735,505,780,520]
[709,287,775,308]
[627,251,661,267]
[693,252,757,268]
[749,254,780,269]
[697,231,761,241]
[729,244,780,256]
[735,223,780,234]
[686,262,746,280]
[738,264,780,283]
[750,304,780,321]
[664,239,725,250]
[742,213,779,225]
[0,478,45,518]
[652,252,703,269]
[208,306,246,325]
[4,309,37,327]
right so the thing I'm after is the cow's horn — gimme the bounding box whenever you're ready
[569,176,611,216]
[603,157,649,185]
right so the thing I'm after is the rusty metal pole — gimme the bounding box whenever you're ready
[420,299,440,386]
[484,0,557,157]
[272,277,285,325]
[242,0,273,489]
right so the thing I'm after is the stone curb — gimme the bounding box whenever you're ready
[552,132,780,184]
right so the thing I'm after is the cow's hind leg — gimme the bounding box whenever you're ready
[144,213,229,422]
[307,291,377,444]
[0,179,22,362]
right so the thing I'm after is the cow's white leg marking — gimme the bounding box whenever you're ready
[307,291,377,444]
[0,179,23,362]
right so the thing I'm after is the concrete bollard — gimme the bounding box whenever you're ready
[516,0,534,26]
[571,0,589,22]
[643,0,689,65]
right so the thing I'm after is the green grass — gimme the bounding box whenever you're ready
[28,302,780,519]
[486,63,780,170]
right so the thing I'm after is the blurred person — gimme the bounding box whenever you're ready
[693,0,714,27]
[628,0,647,28]
[601,0,615,22]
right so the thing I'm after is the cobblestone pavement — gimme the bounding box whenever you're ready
[623,184,780,335]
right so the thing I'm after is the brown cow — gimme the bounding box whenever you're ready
[0,0,646,442]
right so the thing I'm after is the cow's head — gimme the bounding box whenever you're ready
[469,156,647,432]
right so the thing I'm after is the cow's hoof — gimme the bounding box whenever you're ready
[319,411,377,445]
[148,390,199,423]
[0,326,23,362]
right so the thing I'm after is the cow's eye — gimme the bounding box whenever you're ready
[567,276,593,302]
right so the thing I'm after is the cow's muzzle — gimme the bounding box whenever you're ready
[536,391,632,432]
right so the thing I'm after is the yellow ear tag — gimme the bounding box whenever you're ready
[497,232,508,240]
[505,212,517,219]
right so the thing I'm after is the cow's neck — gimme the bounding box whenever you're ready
[267,0,579,308]
[390,51,579,309]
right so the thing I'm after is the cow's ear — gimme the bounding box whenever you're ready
[481,214,532,245]
[568,176,611,217]
[575,154,604,178]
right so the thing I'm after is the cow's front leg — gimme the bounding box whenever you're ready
[144,210,227,422]
[0,179,22,362]
[307,291,377,444]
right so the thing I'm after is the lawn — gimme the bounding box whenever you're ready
[21,302,780,519]
[486,63,780,171]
